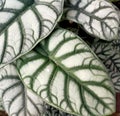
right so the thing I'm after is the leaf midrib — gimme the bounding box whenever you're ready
[52,59,113,115]
[37,44,108,94]
[67,7,118,37]
[44,50,114,113]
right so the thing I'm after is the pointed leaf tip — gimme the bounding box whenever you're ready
[17,29,116,116]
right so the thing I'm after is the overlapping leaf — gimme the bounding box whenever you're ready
[16,29,115,116]
[92,39,120,92]
[92,40,112,60]
[109,71,120,92]
[104,53,120,92]
[105,52,120,72]
[0,0,34,31]
[65,0,120,41]
[0,0,64,68]
[0,64,44,116]
[43,103,74,116]
[112,39,120,52]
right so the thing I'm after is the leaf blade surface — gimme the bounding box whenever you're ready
[0,0,64,68]
[17,29,115,116]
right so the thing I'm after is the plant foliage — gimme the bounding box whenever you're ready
[0,0,120,116]
[0,0,64,68]
[16,29,115,116]
[92,38,120,92]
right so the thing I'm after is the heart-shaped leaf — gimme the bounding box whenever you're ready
[0,64,44,116]
[0,0,64,68]
[16,29,115,116]
[64,0,120,41]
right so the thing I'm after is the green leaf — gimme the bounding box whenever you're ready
[0,0,64,68]
[16,29,115,116]
[64,0,120,41]
[0,64,44,115]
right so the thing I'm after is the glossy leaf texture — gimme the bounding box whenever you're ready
[64,0,120,41]
[16,29,115,116]
[92,39,120,92]
[0,64,44,116]
[0,0,64,68]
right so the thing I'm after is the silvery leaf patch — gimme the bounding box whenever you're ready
[65,0,120,41]
[0,0,64,68]
[16,29,115,116]
[0,64,44,116]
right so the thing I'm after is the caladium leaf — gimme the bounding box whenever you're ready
[0,0,64,68]
[0,64,44,116]
[16,29,115,116]
[65,0,120,41]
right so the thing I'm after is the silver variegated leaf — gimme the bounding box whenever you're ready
[17,29,115,116]
[43,103,74,116]
[104,53,120,92]
[109,71,120,92]
[0,64,43,116]
[105,52,120,72]
[65,0,120,41]
[0,0,34,31]
[112,37,120,52]
[0,0,64,68]
[92,39,120,92]
[92,40,112,60]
